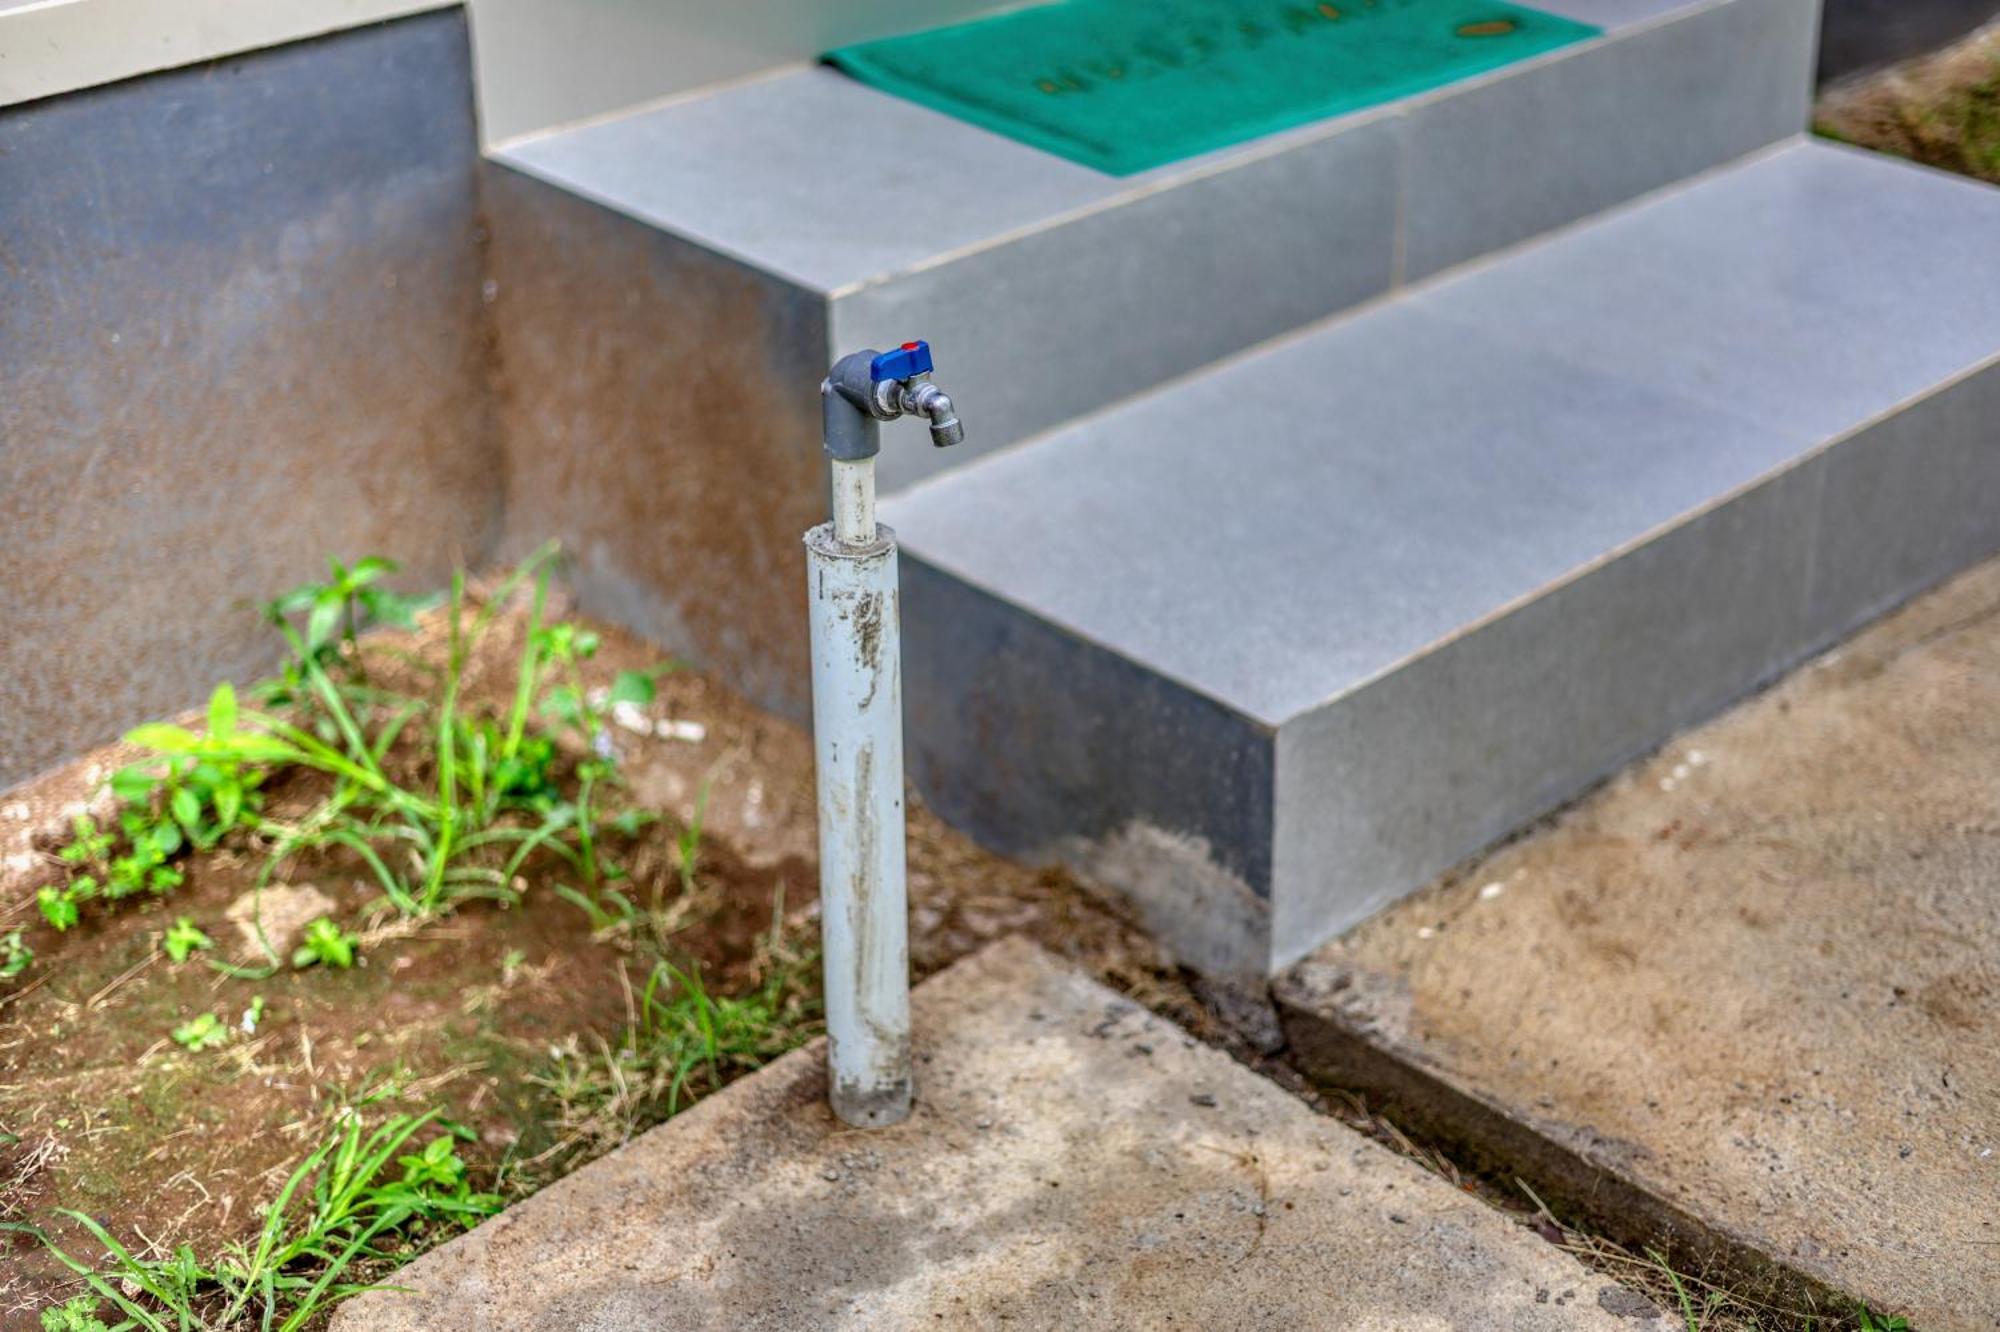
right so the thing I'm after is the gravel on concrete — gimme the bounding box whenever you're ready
[335,937,1661,1331]
[1278,558,2000,1332]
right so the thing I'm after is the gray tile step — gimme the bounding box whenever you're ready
[882,141,2000,976]
[486,0,1814,721]
[494,0,1813,490]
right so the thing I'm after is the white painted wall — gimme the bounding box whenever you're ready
[467,0,1032,147]
[0,0,453,107]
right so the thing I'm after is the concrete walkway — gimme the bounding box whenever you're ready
[1279,559,2000,1331]
[336,939,1660,1330]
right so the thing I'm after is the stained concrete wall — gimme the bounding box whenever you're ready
[0,10,499,788]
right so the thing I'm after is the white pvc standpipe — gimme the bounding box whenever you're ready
[831,455,875,545]
[806,456,912,1127]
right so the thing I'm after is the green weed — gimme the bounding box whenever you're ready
[292,917,358,971]
[37,883,81,932]
[551,881,641,934]
[39,1296,111,1332]
[171,1013,230,1053]
[9,1109,499,1332]
[28,545,675,966]
[161,917,213,963]
[1649,1248,1732,1331]
[0,929,33,980]
[530,928,820,1167]
[263,555,428,674]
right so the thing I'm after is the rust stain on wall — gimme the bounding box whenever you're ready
[0,13,500,787]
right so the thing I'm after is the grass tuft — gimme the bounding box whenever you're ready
[5,1109,499,1332]
[527,912,821,1174]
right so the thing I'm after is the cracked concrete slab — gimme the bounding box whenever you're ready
[334,938,1657,1330]
[1277,559,2000,1332]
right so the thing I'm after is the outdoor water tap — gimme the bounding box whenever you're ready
[820,339,964,546]
[821,340,965,461]
[807,337,964,1129]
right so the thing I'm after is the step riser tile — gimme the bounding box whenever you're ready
[900,559,1278,976]
[1270,460,1823,967]
[1402,0,1818,283]
[1804,362,2000,648]
[832,117,1403,490]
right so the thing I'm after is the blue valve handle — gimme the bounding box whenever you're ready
[869,340,934,383]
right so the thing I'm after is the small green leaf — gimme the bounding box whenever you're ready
[103,857,146,899]
[222,732,300,764]
[39,1295,111,1332]
[169,787,201,833]
[307,594,343,651]
[37,886,79,931]
[125,723,199,754]
[206,682,238,737]
[161,917,213,963]
[292,917,357,970]
[607,670,656,708]
[109,765,157,804]
[267,584,319,616]
[141,819,183,860]
[171,1012,229,1051]
[0,930,33,981]
[214,780,243,831]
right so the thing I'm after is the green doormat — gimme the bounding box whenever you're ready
[827,0,1600,175]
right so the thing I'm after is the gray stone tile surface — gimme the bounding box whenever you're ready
[836,113,1404,489]
[1804,360,2000,645]
[1415,142,2000,441]
[890,300,1790,726]
[497,67,1121,292]
[1270,457,1824,963]
[888,143,2000,729]
[888,141,2000,971]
